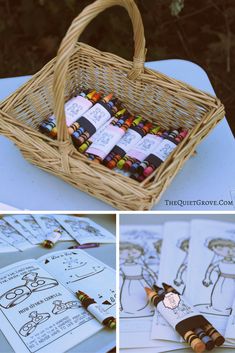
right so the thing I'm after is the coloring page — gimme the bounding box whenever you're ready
[151,222,190,342]
[33,215,72,241]
[39,249,116,317]
[186,219,235,335]
[13,215,45,243]
[4,216,38,246]
[0,259,102,353]
[120,225,170,349]
[0,236,19,253]
[0,219,33,251]
[225,296,235,340]
[54,215,116,244]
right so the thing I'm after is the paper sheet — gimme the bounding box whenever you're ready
[186,219,235,335]
[151,222,190,342]
[120,225,166,349]
[0,219,33,250]
[225,292,235,339]
[39,249,116,316]
[13,215,45,244]
[33,215,72,241]
[120,343,187,353]
[54,215,116,244]
[4,216,38,246]
[0,259,102,353]
[0,236,19,253]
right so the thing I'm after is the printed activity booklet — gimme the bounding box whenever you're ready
[0,249,116,353]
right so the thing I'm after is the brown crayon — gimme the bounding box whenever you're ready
[184,331,206,353]
[203,323,225,346]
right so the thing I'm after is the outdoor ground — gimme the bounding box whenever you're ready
[0,0,234,135]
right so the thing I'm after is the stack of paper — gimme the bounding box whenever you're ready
[0,214,116,252]
[120,220,235,352]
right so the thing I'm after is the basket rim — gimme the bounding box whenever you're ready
[0,41,225,203]
[0,101,225,197]
[0,41,223,112]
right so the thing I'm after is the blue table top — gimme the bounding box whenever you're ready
[0,60,234,210]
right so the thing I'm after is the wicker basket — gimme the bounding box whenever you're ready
[0,0,225,211]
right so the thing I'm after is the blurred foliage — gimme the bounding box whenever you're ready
[0,0,234,134]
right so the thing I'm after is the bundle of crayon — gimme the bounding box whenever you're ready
[103,117,153,169]
[145,283,225,353]
[130,129,188,181]
[76,290,116,329]
[71,93,121,147]
[85,114,135,163]
[38,85,190,183]
[67,90,104,136]
[78,108,126,153]
[116,126,163,171]
[39,89,102,138]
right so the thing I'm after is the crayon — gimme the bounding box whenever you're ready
[41,89,97,138]
[50,90,96,137]
[194,328,215,351]
[114,124,159,170]
[145,284,224,353]
[68,243,99,249]
[71,93,116,146]
[76,290,116,329]
[203,323,225,347]
[39,88,90,134]
[121,126,161,171]
[141,122,152,135]
[76,96,118,142]
[41,228,63,248]
[78,117,114,153]
[104,116,146,168]
[71,91,112,139]
[117,157,128,169]
[132,115,142,126]
[145,286,165,306]
[162,282,177,293]
[110,108,127,126]
[131,131,166,175]
[93,157,102,163]
[161,283,224,348]
[76,108,121,146]
[184,331,206,353]
[142,129,188,178]
[67,90,104,135]
[86,116,133,162]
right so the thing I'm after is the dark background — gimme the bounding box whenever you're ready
[0,0,234,135]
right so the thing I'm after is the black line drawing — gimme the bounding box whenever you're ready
[64,260,88,271]
[22,272,59,292]
[62,255,106,284]
[120,241,158,318]
[78,220,104,237]
[52,300,82,314]
[0,272,58,309]
[97,288,116,306]
[40,216,64,233]
[197,238,235,316]
[19,311,50,337]
[67,267,105,284]
[173,238,190,294]
[65,219,104,237]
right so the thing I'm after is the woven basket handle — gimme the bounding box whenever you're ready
[53,0,146,142]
